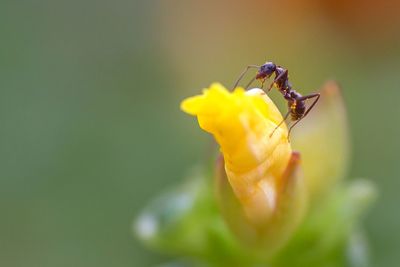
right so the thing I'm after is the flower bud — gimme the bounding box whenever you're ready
[181,83,307,251]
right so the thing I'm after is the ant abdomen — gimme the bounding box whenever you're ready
[290,101,306,121]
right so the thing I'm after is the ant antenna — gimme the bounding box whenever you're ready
[244,75,257,89]
[232,65,259,89]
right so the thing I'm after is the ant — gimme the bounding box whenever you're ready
[233,61,320,140]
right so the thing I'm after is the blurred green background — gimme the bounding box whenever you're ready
[1,1,399,266]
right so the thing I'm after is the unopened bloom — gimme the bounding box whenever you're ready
[181,83,306,250]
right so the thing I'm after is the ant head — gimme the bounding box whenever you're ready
[257,62,276,79]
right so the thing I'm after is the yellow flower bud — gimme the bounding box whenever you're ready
[181,83,307,251]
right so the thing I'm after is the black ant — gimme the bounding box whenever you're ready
[233,61,320,140]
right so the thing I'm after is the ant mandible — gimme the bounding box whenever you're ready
[233,61,320,140]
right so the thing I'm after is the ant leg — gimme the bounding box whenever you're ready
[233,65,260,89]
[269,111,290,138]
[297,93,320,117]
[287,93,320,138]
[267,69,288,92]
[267,82,275,92]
